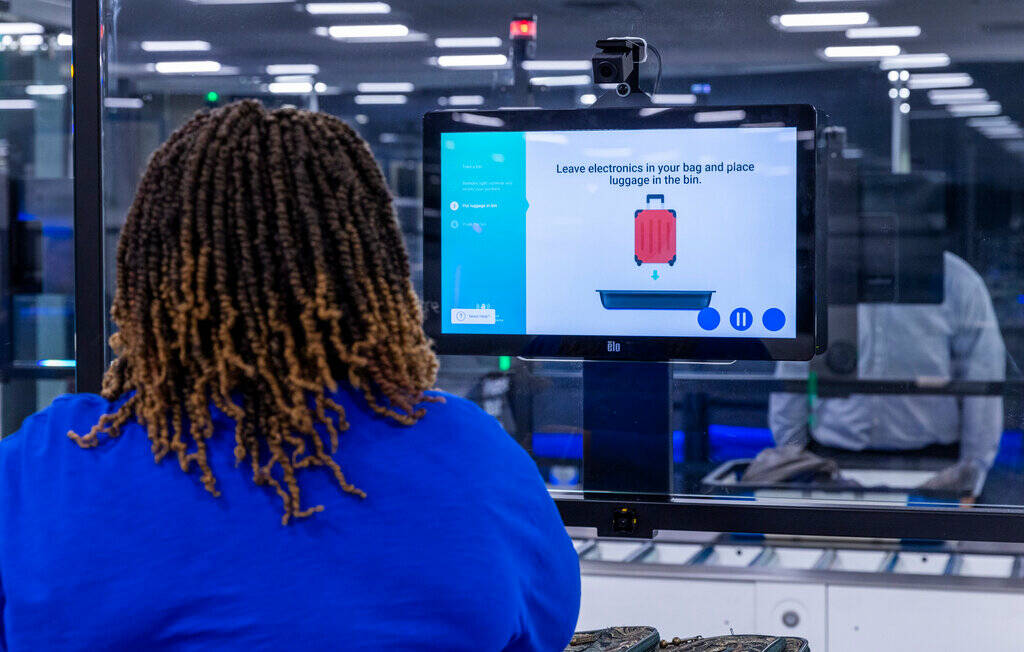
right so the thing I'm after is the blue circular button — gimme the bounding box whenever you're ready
[730,308,753,331]
[697,307,720,331]
[762,308,786,332]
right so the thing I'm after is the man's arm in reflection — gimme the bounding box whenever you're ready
[768,361,813,448]
[947,253,1006,496]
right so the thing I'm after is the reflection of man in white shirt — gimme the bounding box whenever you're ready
[770,252,1006,496]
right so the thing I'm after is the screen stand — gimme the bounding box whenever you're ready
[582,360,673,505]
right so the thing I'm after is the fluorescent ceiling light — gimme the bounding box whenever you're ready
[447,95,485,106]
[26,84,68,96]
[434,37,501,48]
[353,94,407,104]
[928,88,988,104]
[436,54,508,68]
[0,23,43,35]
[0,99,37,109]
[274,75,314,83]
[154,60,222,74]
[579,93,597,105]
[266,64,320,75]
[822,44,901,58]
[880,53,950,70]
[907,73,972,90]
[356,82,413,92]
[980,127,1023,139]
[968,116,1012,128]
[947,102,1002,116]
[268,82,313,94]
[105,97,145,109]
[19,34,43,48]
[652,93,698,105]
[38,358,75,368]
[141,40,211,52]
[522,60,591,71]
[56,33,73,47]
[186,0,293,4]
[980,124,1022,134]
[440,95,485,106]
[779,12,870,27]
[846,26,921,39]
[529,75,591,87]
[323,30,426,43]
[327,24,407,39]
[694,109,746,123]
[454,113,504,127]
[774,12,870,30]
[305,2,390,14]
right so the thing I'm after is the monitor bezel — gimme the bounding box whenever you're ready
[422,104,818,361]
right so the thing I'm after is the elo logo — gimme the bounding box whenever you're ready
[607,340,621,352]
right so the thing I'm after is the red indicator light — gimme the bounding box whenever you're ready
[510,19,536,40]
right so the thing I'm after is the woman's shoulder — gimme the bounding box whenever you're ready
[414,390,544,480]
[1,393,120,452]
[0,394,127,500]
[421,390,493,419]
[416,391,511,442]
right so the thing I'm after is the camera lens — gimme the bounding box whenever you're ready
[596,61,617,81]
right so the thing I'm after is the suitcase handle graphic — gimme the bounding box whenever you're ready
[646,194,665,205]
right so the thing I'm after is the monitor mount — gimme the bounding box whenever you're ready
[582,359,672,533]
[584,36,670,535]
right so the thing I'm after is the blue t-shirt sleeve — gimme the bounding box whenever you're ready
[463,407,581,651]
[506,526,581,652]
[0,574,6,652]
[429,393,580,651]
[0,397,76,652]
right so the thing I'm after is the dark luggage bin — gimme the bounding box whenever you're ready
[597,290,714,310]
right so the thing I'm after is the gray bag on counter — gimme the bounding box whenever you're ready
[565,627,810,652]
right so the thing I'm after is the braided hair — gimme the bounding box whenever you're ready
[69,100,439,524]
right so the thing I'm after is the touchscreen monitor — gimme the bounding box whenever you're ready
[422,105,818,361]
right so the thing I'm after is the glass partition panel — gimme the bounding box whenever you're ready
[99,0,1024,522]
[0,2,74,435]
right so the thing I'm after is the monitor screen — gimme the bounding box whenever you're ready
[423,105,818,361]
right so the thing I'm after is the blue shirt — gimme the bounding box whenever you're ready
[770,252,1005,494]
[0,389,580,651]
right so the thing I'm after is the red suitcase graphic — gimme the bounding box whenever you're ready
[634,193,676,266]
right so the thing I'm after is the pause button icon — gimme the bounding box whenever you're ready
[730,308,753,331]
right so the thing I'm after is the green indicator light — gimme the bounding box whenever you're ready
[498,356,511,371]
[206,91,219,103]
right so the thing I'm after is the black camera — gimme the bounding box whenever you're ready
[592,38,646,99]
[592,51,634,85]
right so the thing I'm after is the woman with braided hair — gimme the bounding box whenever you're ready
[0,100,580,650]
